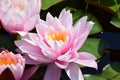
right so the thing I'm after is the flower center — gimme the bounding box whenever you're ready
[48,31,67,42]
[11,0,27,10]
[0,50,17,66]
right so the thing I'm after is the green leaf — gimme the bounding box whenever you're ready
[42,0,63,10]
[102,65,119,79]
[110,4,120,12]
[102,62,120,80]
[109,0,120,12]
[78,38,106,60]
[84,75,107,80]
[110,13,120,28]
[86,13,103,35]
[72,10,83,24]
[112,75,120,80]
[72,10,103,35]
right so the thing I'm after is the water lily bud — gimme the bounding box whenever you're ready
[0,50,25,80]
[0,0,41,34]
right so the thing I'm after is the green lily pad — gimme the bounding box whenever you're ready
[42,0,63,10]
[84,75,107,80]
[78,38,106,60]
[72,10,103,35]
[102,62,120,79]
[110,13,120,28]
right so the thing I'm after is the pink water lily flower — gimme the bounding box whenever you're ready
[0,0,41,34]
[15,9,97,80]
[0,50,25,80]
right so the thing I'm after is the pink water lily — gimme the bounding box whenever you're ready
[15,9,97,80]
[0,50,39,80]
[0,50,25,80]
[0,0,41,34]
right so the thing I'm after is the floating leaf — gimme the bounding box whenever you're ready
[42,0,63,10]
[102,62,120,79]
[78,38,106,60]
[84,75,107,80]
[72,10,103,35]
[110,13,120,28]
[112,75,120,80]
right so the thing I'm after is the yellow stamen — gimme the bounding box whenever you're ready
[0,50,17,66]
[48,31,67,42]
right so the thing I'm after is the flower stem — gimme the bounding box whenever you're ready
[85,0,90,12]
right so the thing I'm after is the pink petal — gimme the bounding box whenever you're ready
[36,19,48,39]
[73,16,94,36]
[24,33,39,46]
[55,61,69,69]
[28,54,52,63]
[60,36,71,53]
[46,12,55,25]
[46,39,64,50]
[46,13,63,30]
[73,16,87,34]
[35,0,41,14]
[68,51,79,62]
[28,0,37,12]
[70,17,94,51]
[71,19,81,39]
[28,0,41,15]
[16,32,38,46]
[34,37,50,50]
[0,66,7,74]
[24,15,38,31]
[59,9,72,28]
[84,21,94,33]
[7,19,23,32]
[41,49,57,60]
[73,31,89,51]
[34,38,58,60]
[65,63,84,80]
[57,49,72,62]
[17,32,39,47]
[23,54,40,65]
[17,31,28,37]
[78,52,96,61]
[8,64,24,80]
[21,65,39,80]
[15,40,52,63]
[2,11,23,33]
[0,0,11,19]
[15,40,41,56]
[75,52,97,69]
[44,64,61,80]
